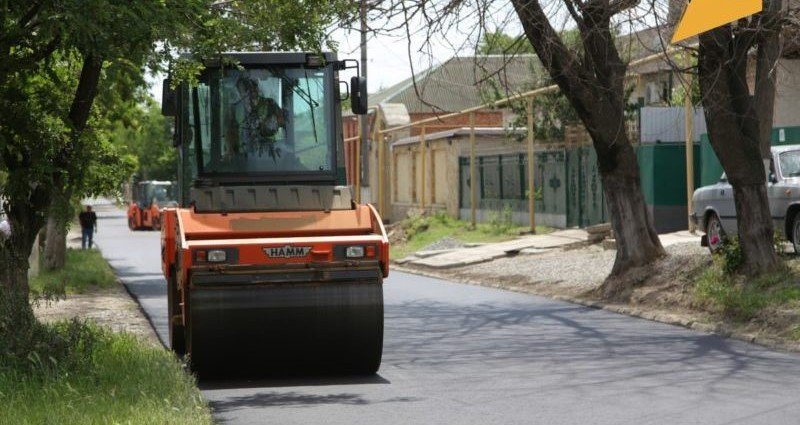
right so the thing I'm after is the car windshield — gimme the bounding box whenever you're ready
[191,66,332,175]
[780,150,800,178]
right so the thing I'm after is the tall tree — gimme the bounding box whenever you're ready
[378,0,665,287]
[696,0,786,274]
[1,0,358,319]
[512,0,665,284]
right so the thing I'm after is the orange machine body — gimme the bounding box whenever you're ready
[161,204,389,327]
[127,201,165,231]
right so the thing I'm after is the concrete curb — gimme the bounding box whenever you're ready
[391,264,800,355]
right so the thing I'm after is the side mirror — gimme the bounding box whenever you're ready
[161,78,176,117]
[350,76,368,115]
[769,172,779,184]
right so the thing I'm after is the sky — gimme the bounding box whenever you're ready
[147,6,510,102]
[148,28,470,103]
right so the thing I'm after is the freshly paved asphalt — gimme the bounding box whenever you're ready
[94,207,800,424]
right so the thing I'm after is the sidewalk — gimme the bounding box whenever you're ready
[396,228,591,269]
[396,228,703,269]
[34,212,160,345]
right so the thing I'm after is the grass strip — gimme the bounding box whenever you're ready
[31,248,117,295]
[390,211,552,259]
[0,324,212,425]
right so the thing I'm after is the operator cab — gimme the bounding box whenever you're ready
[163,52,366,213]
[135,181,177,209]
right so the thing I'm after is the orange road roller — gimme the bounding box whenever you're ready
[127,180,177,231]
[159,52,387,376]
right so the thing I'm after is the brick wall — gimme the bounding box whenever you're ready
[406,111,504,136]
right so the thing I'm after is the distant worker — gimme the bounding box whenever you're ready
[78,205,98,250]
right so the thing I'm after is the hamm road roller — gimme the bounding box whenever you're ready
[159,52,387,375]
[127,180,177,230]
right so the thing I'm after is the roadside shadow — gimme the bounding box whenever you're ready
[209,389,419,418]
[200,374,390,391]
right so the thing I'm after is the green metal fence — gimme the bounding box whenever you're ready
[700,126,800,187]
[458,146,608,228]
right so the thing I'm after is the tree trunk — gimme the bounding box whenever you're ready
[0,208,39,352]
[42,186,72,271]
[43,213,67,270]
[511,0,665,285]
[0,200,45,298]
[755,0,782,164]
[602,145,665,276]
[733,183,780,274]
[698,25,781,275]
[40,55,103,271]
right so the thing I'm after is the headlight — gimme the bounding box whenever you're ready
[345,246,365,258]
[195,248,236,263]
[207,249,227,262]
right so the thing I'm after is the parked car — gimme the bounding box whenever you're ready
[692,145,800,253]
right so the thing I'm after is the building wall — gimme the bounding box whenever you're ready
[391,136,462,221]
[629,71,675,107]
[774,59,800,128]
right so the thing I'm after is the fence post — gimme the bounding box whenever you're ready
[527,98,536,234]
[469,112,477,228]
[355,124,362,204]
[420,126,426,212]
[375,109,385,217]
[684,56,696,233]
[378,134,386,216]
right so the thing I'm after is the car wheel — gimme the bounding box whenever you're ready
[792,214,800,255]
[706,213,725,253]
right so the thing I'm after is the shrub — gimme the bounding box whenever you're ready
[717,236,744,275]
[0,290,97,377]
[694,258,800,321]
[488,204,515,235]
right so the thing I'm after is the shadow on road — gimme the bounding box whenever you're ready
[201,374,390,391]
[208,384,419,417]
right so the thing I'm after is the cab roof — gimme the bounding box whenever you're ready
[183,52,338,67]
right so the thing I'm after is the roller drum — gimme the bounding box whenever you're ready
[186,279,383,377]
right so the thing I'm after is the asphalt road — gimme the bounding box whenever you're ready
[94,207,800,425]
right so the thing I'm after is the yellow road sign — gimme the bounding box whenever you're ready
[672,0,762,43]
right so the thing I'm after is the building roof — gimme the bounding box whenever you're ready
[370,30,683,115]
[371,55,545,114]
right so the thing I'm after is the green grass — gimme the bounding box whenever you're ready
[31,249,117,295]
[694,258,800,321]
[0,324,212,425]
[791,325,800,341]
[0,248,212,424]
[390,211,553,259]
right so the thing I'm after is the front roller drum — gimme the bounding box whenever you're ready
[186,280,383,376]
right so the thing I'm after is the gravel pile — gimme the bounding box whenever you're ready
[420,236,466,252]
[453,241,708,292]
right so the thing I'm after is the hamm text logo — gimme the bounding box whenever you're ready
[264,245,312,258]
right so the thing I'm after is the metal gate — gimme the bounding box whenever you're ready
[566,146,607,227]
[459,145,607,228]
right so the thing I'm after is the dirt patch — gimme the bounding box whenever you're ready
[33,282,160,346]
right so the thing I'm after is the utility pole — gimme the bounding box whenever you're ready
[359,0,369,200]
